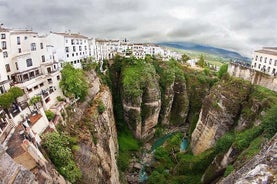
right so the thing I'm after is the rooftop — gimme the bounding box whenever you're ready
[255,49,277,56]
[51,32,88,39]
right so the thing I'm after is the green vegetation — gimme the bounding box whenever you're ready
[97,100,106,114]
[45,110,55,121]
[181,53,190,63]
[0,87,24,109]
[122,59,156,97]
[60,64,88,101]
[196,54,206,67]
[217,64,228,79]
[214,132,235,153]
[42,132,81,183]
[224,165,234,177]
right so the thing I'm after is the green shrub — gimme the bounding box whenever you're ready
[217,64,228,79]
[42,132,81,183]
[56,96,65,102]
[215,132,235,154]
[262,105,277,138]
[224,165,234,177]
[45,110,55,121]
[97,101,106,114]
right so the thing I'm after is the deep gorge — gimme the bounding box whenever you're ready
[49,56,277,184]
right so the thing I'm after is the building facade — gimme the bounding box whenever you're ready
[251,47,277,76]
[47,32,89,68]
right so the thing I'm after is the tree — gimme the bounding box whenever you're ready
[59,64,88,101]
[181,53,190,62]
[0,87,24,118]
[218,64,228,79]
[29,96,42,110]
[197,55,206,67]
[9,87,24,99]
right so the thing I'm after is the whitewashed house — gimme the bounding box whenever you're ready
[47,31,89,68]
[251,47,277,76]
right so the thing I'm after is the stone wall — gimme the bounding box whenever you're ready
[228,63,277,92]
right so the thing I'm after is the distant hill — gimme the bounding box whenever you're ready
[158,42,251,62]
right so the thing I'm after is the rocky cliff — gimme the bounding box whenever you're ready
[61,70,119,184]
[218,133,277,184]
[121,62,161,140]
[0,145,37,184]
[191,77,252,155]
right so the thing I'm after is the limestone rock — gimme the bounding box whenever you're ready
[191,78,251,155]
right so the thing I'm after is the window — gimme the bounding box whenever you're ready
[67,54,69,58]
[79,46,82,51]
[269,59,272,65]
[39,83,44,87]
[255,55,258,61]
[260,56,263,62]
[72,53,74,57]
[85,46,87,50]
[3,51,8,58]
[65,39,68,43]
[73,46,76,52]
[76,53,78,56]
[24,36,28,40]
[41,55,45,62]
[40,42,43,49]
[26,58,33,67]
[273,68,276,74]
[275,60,277,66]
[34,85,38,90]
[15,62,19,70]
[254,63,256,67]
[264,57,267,63]
[30,43,36,51]
[17,36,21,45]
[18,48,22,53]
[1,41,7,49]
[71,39,74,45]
[258,64,261,69]
[1,34,5,39]
[65,47,69,52]
[5,64,10,72]
[57,75,60,80]
[267,67,270,72]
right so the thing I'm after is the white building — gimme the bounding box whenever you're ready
[251,47,277,76]
[47,32,89,68]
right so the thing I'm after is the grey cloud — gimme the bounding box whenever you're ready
[0,0,276,56]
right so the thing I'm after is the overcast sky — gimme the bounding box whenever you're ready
[0,0,276,56]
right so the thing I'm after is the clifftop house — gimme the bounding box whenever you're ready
[251,47,277,76]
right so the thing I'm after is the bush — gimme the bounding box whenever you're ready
[97,101,106,114]
[262,105,277,138]
[217,64,228,79]
[45,110,55,121]
[42,132,81,183]
[224,165,234,177]
[215,132,235,154]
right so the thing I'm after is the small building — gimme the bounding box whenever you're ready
[251,47,277,76]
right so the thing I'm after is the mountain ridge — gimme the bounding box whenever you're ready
[158,42,251,62]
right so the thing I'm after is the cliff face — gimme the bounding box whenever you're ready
[122,72,161,140]
[0,145,37,184]
[218,133,277,184]
[191,77,252,155]
[64,71,119,184]
[160,75,189,126]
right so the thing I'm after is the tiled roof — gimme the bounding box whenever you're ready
[52,32,88,39]
[255,49,277,56]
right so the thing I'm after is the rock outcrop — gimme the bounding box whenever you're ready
[160,75,189,126]
[218,133,277,184]
[64,70,119,184]
[191,78,252,155]
[122,71,161,140]
[0,145,37,184]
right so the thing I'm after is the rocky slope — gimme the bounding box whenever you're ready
[62,70,119,184]
[218,133,277,184]
[191,77,252,155]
